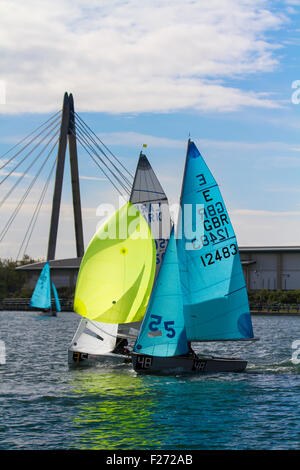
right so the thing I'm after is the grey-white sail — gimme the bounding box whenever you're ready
[130,151,171,280]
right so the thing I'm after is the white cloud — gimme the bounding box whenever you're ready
[265,155,300,167]
[99,131,300,154]
[266,185,300,193]
[80,175,107,181]
[284,0,300,5]
[231,208,300,246]
[98,132,186,149]
[232,209,300,216]
[0,0,286,114]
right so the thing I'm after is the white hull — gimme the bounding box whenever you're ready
[67,348,131,366]
[132,352,247,375]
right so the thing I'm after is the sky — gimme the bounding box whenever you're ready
[1,0,300,260]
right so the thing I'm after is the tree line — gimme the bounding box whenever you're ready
[1,256,300,305]
[0,256,75,301]
[248,289,300,305]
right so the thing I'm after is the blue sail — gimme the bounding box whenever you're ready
[177,141,254,341]
[52,282,61,312]
[134,228,188,357]
[30,262,51,310]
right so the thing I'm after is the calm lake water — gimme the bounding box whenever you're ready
[0,311,299,450]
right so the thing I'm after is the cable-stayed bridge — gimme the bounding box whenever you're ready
[0,92,134,272]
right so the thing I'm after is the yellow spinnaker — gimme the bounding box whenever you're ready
[74,202,156,323]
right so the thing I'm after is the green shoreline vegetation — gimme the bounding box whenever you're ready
[0,256,74,303]
[248,289,300,305]
[1,256,300,312]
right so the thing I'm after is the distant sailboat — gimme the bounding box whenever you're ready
[68,150,171,366]
[30,261,61,316]
[132,140,257,375]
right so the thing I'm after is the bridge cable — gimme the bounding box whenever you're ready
[70,128,128,198]
[0,127,60,208]
[73,114,133,189]
[73,124,131,195]
[17,157,57,260]
[0,111,61,171]
[0,117,61,186]
[0,136,59,243]
[70,117,132,193]
[74,112,134,180]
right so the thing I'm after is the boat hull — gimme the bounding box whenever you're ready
[132,353,247,375]
[67,349,131,366]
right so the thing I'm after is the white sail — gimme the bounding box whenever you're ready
[69,319,118,355]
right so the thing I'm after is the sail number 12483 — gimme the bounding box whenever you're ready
[200,243,237,267]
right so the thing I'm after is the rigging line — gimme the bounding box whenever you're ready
[75,117,133,189]
[73,129,128,198]
[0,112,61,171]
[74,112,134,179]
[72,115,133,189]
[0,118,61,186]
[0,136,59,243]
[72,124,132,197]
[71,127,131,196]
[75,130,129,198]
[76,127,131,196]
[0,128,60,209]
[72,119,132,193]
[17,157,57,260]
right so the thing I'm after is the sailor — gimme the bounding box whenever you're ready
[187,341,197,358]
[112,337,130,355]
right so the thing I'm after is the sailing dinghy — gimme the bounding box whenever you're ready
[68,201,156,365]
[68,151,171,366]
[132,140,257,375]
[30,261,61,316]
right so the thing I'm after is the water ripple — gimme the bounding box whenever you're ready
[0,312,299,449]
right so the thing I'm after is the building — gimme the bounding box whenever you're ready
[240,247,300,291]
[17,246,300,292]
[17,257,81,290]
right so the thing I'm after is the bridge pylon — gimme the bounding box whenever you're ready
[47,92,84,260]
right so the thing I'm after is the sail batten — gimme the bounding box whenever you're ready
[177,141,254,342]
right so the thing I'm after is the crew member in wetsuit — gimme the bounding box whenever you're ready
[112,338,130,355]
[187,341,197,358]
